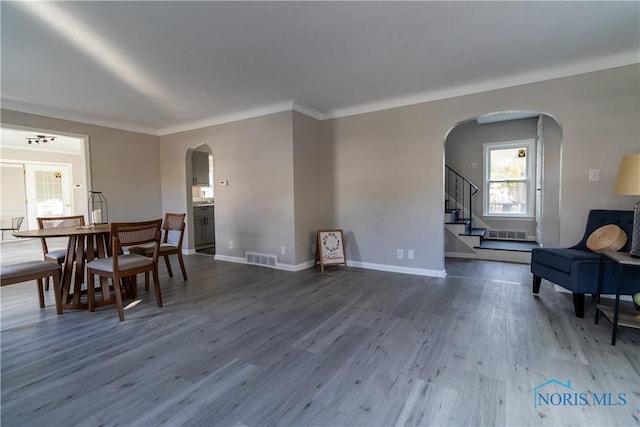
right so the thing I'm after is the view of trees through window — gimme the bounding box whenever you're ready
[485,143,531,215]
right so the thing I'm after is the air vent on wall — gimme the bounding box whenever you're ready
[488,230,527,240]
[246,252,277,268]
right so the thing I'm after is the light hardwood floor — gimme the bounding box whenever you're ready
[1,238,639,426]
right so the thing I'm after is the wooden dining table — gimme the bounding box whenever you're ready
[14,224,111,309]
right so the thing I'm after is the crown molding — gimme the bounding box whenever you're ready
[158,102,296,136]
[161,102,328,135]
[291,103,326,120]
[3,52,638,135]
[324,51,640,120]
[1,99,159,135]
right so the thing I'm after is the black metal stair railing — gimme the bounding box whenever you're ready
[445,165,479,232]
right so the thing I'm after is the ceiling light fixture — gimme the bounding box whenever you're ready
[26,135,56,144]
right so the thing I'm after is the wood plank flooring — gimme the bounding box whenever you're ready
[1,239,639,426]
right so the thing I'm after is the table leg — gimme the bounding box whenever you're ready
[98,234,111,295]
[72,235,86,306]
[611,263,623,345]
[595,254,605,324]
[60,235,76,306]
[86,232,116,308]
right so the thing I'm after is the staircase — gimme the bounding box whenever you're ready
[444,165,533,263]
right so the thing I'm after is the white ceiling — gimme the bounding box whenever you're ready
[0,127,83,154]
[1,1,638,136]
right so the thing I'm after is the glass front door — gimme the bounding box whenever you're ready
[24,164,72,229]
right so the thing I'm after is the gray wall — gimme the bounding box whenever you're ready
[325,108,442,273]
[0,109,162,222]
[540,115,562,247]
[324,64,639,273]
[2,64,638,275]
[292,111,333,265]
[160,111,298,266]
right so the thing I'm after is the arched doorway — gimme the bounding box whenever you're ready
[186,144,215,255]
[443,111,562,260]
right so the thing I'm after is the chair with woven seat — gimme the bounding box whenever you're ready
[87,219,162,321]
[0,261,62,314]
[37,215,85,290]
[129,213,188,281]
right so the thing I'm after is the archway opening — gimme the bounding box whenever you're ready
[443,111,562,263]
[186,144,215,256]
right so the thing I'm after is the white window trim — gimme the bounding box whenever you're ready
[483,139,535,218]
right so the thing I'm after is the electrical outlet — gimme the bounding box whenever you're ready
[229,240,233,249]
[397,249,403,259]
[408,249,414,259]
[281,246,286,255]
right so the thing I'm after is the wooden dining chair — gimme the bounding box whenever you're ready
[38,215,86,264]
[86,219,162,321]
[37,215,86,290]
[129,213,188,281]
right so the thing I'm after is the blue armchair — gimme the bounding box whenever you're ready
[531,209,640,317]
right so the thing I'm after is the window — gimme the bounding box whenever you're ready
[483,140,534,217]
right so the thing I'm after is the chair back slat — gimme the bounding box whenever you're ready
[111,219,162,247]
[39,216,85,229]
[162,213,186,244]
[37,215,85,256]
[163,213,185,231]
[127,214,188,281]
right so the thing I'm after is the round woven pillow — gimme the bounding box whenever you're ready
[586,224,627,253]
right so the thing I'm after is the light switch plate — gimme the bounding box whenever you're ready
[588,169,600,182]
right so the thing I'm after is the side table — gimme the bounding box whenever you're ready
[594,250,640,345]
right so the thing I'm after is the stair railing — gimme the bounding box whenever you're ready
[445,165,479,231]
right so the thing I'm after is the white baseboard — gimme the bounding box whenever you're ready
[213,254,444,277]
[214,254,245,264]
[213,254,315,272]
[347,260,446,278]
[275,260,315,272]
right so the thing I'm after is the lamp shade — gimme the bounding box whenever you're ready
[614,154,640,196]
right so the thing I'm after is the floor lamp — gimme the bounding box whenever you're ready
[614,153,640,258]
